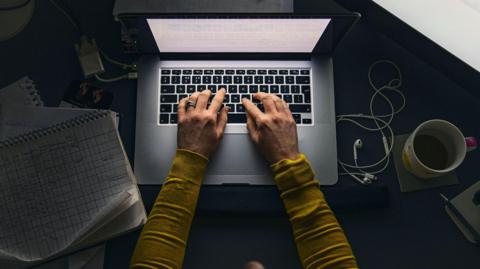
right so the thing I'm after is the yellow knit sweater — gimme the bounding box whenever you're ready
[130,149,358,269]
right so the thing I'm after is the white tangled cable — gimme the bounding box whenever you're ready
[337,60,406,185]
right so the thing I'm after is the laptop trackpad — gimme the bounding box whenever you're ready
[206,134,270,176]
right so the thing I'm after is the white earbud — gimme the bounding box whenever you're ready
[353,139,363,160]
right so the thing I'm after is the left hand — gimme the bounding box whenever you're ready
[177,89,229,158]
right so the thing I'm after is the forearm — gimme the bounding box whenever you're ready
[272,154,358,269]
[130,149,208,269]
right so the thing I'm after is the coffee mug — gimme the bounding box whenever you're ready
[402,119,475,178]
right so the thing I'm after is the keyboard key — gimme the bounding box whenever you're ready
[302,118,312,124]
[241,94,251,101]
[161,76,170,84]
[296,76,310,84]
[170,114,178,123]
[289,104,311,113]
[183,70,192,75]
[281,85,289,93]
[209,85,217,93]
[176,85,185,93]
[291,85,300,93]
[215,70,224,75]
[254,76,263,84]
[226,104,235,112]
[179,94,188,100]
[218,85,227,92]
[294,95,303,103]
[203,76,212,84]
[236,70,245,75]
[301,70,310,75]
[290,70,299,75]
[276,94,282,99]
[204,70,213,75]
[268,70,278,75]
[172,70,181,75]
[270,85,279,93]
[228,113,247,123]
[187,85,195,93]
[279,70,288,75]
[228,85,238,93]
[231,94,240,103]
[286,76,295,84]
[275,76,284,84]
[224,95,230,103]
[194,70,203,75]
[160,104,172,112]
[301,85,311,95]
[234,76,243,84]
[161,70,171,75]
[283,94,292,103]
[213,76,222,84]
[239,85,248,93]
[182,76,191,84]
[250,85,259,93]
[259,85,268,93]
[197,85,207,91]
[193,76,202,84]
[236,104,245,112]
[258,70,267,75]
[265,76,274,84]
[161,95,177,103]
[247,70,256,74]
[293,114,301,124]
[253,97,260,103]
[244,76,253,84]
[226,70,235,74]
[161,85,175,93]
[159,114,169,124]
[172,76,181,84]
[223,76,232,84]
[173,104,178,112]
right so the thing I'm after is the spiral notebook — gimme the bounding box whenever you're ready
[0,110,146,269]
[0,77,44,107]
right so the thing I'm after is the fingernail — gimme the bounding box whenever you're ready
[220,88,226,92]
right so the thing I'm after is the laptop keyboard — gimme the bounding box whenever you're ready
[158,68,313,125]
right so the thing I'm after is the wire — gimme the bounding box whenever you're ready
[336,60,406,184]
[48,0,80,32]
[99,49,134,69]
[0,0,31,11]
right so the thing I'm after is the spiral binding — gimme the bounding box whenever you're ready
[0,110,111,149]
[20,77,44,107]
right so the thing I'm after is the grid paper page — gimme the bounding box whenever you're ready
[0,112,134,262]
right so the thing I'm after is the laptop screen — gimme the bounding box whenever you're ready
[147,18,331,53]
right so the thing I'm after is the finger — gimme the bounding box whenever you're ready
[273,95,286,113]
[246,113,259,143]
[209,88,226,112]
[187,92,200,112]
[195,89,211,111]
[242,97,263,119]
[216,106,229,137]
[178,97,188,121]
[254,92,276,114]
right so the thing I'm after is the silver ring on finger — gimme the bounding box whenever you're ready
[186,100,197,110]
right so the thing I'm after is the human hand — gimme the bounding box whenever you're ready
[177,89,229,158]
[242,92,300,164]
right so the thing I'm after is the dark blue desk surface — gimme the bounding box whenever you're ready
[1,1,479,268]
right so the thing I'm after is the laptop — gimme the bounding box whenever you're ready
[133,14,359,185]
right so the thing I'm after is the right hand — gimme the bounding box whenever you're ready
[242,92,300,164]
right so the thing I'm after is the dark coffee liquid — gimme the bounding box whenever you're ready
[413,135,449,170]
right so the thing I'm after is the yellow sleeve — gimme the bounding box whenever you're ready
[130,149,208,269]
[271,154,358,269]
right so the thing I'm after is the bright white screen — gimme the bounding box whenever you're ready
[147,18,331,53]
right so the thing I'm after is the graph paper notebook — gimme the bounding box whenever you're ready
[0,77,43,107]
[0,110,146,269]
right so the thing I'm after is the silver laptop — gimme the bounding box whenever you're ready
[134,14,359,185]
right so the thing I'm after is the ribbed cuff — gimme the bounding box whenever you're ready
[168,149,209,183]
[271,154,316,192]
